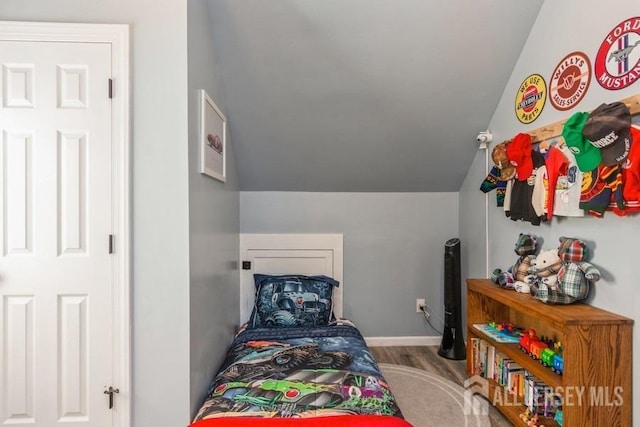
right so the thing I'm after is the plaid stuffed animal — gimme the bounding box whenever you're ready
[511,233,538,282]
[532,237,600,304]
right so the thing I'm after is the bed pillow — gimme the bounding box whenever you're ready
[248,274,339,328]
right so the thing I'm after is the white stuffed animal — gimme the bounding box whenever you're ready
[530,249,562,291]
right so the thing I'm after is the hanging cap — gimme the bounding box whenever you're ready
[582,102,631,166]
[505,133,533,180]
[491,140,516,180]
[562,111,601,172]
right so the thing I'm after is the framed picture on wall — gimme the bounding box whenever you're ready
[200,89,226,182]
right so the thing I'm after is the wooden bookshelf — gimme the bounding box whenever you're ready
[466,278,633,427]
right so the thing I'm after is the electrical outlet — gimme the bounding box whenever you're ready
[416,298,425,313]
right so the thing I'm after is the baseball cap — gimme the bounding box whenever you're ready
[582,102,631,166]
[491,140,516,180]
[562,111,601,172]
[506,133,533,181]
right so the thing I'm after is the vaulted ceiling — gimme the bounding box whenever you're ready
[206,0,544,191]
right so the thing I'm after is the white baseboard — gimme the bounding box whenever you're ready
[364,336,442,347]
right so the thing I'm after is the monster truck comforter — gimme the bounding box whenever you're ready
[190,323,412,427]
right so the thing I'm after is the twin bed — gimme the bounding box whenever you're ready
[189,234,413,427]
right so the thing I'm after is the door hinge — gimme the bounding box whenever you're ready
[108,79,113,99]
[109,234,114,254]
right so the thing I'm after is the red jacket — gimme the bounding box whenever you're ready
[611,125,640,215]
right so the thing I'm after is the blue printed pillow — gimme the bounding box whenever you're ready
[249,274,339,328]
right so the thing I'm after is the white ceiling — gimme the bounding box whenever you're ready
[206,0,544,191]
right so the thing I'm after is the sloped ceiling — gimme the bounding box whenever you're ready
[206,0,544,191]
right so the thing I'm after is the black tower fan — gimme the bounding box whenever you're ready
[438,238,467,360]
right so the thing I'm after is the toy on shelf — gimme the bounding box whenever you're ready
[511,233,538,283]
[519,408,546,427]
[531,237,601,304]
[519,408,533,423]
[520,331,564,375]
[519,329,547,359]
[540,342,564,375]
[489,321,523,338]
[552,342,564,375]
[491,234,538,292]
[540,347,556,367]
[528,248,562,291]
[519,329,549,359]
[472,321,523,343]
[528,413,544,426]
[552,353,564,375]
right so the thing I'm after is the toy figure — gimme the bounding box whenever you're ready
[528,413,543,426]
[527,248,562,298]
[495,234,538,291]
[511,233,538,282]
[532,237,600,304]
[519,408,533,422]
[491,233,537,293]
[530,249,562,290]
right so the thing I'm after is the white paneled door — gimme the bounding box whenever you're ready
[0,37,116,426]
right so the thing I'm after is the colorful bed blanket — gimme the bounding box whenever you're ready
[190,324,412,427]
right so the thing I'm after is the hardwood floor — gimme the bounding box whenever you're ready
[370,346,514,426]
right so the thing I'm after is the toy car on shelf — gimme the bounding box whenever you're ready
[539,348,564,374]
[552,353,564,375]
[521,331,564,375]
[540,347,555,367]
[519,329,547,359]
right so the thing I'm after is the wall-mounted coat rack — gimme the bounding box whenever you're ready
[527,93,640,144]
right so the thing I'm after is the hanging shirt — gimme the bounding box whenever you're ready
[610,125,640,216]
[580,164,624,218]
[479,166,508,207]
[508,150,546,225]
[553,145,585,217]
[503,179,514,217]
[543,146,568,221]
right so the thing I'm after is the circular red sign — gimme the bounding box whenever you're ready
[549,52,591,111]
[594,17,640,90]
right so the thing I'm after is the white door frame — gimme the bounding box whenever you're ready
[0,21,131,427]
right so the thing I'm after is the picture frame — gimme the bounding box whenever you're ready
[199,89,226,182]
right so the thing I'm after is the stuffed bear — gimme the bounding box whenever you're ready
[531,249,562,290]
[532,237,600,304]
[511,233,538,282]
[491,268,515,290]
[491,233,537,291]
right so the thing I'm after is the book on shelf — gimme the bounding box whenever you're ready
[471,337,480,375]
[504,360,524,396]
[523,371,560,417]
[493,351,502,382]
[486,344,496,380]
[472,323,522,343]
[479,340,488,377]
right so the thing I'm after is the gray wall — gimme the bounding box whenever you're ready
[0,1,193,425]
[187,0,240,417]
[460,0,640,421]
[240,192,459,337]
